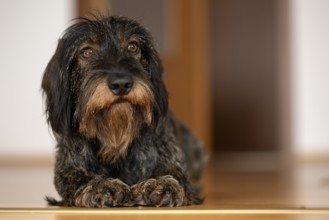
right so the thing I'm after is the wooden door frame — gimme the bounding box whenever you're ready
[163,0,213,151]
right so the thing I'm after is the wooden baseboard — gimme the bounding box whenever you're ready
[296,153,329,164]
[0,155,54,167]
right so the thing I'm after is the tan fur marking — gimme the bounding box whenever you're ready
[79,81,115,137]
[97,102,136,161]
[79,77,154,163]
[127,79,154,125]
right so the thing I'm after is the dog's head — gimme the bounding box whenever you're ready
[42,16,168,162]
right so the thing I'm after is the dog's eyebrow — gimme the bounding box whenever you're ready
[127,35,141,43]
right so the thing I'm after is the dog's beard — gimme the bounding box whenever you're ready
[97,102,140,162]
[79,78,154,163]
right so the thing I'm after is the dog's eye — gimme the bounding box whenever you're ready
[127,43,139,53]
[81,48,94,60]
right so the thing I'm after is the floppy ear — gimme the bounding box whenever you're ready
[146,46,168,121]
[41,39,76,137]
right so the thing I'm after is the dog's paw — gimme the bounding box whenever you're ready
[75,178,133,207]
[131,175,185,207]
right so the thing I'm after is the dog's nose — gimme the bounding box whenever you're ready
[108,75,134,96]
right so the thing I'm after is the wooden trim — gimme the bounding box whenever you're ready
[78,0,110,17]
[2,208,329,215]
[164,0,213,151]
[0,156,54,167]
[296,153,329,164]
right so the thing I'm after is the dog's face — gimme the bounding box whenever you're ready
[42,16,168,162]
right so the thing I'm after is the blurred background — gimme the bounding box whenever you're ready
[0,0,328,164]
[1,0,329,211]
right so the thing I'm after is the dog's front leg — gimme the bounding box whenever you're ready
[74,177,133,207]
[131,175,186,207]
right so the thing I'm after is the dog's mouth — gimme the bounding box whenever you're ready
[110,97,132,107]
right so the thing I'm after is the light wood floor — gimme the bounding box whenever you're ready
[1,152,329,220]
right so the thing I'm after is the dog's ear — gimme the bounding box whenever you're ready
[42,38,76,137]
[145,46,168,121]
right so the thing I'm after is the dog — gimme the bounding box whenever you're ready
[42,15,206,207]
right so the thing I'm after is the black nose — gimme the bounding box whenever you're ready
[108,75,134,96]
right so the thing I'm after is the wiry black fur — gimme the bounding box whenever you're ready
[42,15,206,207]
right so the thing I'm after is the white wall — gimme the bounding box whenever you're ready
[0,0,76,156]
[291,0,329,156]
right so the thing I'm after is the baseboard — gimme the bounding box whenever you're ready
[0,155,54,167]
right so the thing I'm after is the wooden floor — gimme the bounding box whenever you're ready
[1,152,329,220]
